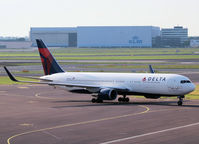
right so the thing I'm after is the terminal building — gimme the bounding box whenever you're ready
[190,37,199,48]
[161,26,188,47]
[30,26,160,48]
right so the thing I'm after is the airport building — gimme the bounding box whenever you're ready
[161,26,188,47]
[77,26,160,48]
[0,38,32,49]
[0,41,32,49]
[30,27,77,47]
[190,39,199,48]
[30,26,160,48]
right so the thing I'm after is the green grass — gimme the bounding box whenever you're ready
[0,76,18,85]
[56,55,199,60]
[0,54,39,57]
[80,64,199,69]
[0,52,196,56]
[0,76,39,85]
[12,61,173,66]
[47,47,199,55]
[1,55,199,60]
[13,70,43,74]
[0,47,199,61]
[1,47,199,57]
[186,84,199,99]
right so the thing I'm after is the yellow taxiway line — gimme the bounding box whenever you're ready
[17,87,29,89]
[7,105,192,144]
[7,105,150,144]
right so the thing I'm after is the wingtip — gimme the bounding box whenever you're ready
[4,66,18,82]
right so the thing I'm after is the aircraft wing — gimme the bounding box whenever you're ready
[4,66,129,92]
[49,82,129,92]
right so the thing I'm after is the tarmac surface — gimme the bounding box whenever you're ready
[1,84,199,144]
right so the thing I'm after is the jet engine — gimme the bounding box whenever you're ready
[98,88,117,100]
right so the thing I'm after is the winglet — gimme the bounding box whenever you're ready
[3,66,49,84]
[4,66,18,82]
[149,65,155,73]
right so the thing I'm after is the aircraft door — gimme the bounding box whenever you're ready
[167,79,181,92]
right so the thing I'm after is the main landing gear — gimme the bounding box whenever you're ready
[91,98,103,103]
[177,96,184,106]
[118,94,129,102]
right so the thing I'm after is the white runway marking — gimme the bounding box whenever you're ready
[100,122,199,144]
[42,131,61,140]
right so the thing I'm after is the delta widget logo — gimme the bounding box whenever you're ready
[142,77,146,82]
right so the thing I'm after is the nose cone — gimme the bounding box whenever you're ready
[189,83,196,93]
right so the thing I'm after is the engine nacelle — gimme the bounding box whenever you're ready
[98,88,117,100]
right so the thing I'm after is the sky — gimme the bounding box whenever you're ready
[0,0,199,37]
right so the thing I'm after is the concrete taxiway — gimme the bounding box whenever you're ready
[0,85,199,144]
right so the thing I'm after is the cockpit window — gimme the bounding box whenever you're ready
[181,80,191,84]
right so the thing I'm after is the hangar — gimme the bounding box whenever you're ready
[30,26,160,48]
[77,26,160,48]
[30,27,77,47]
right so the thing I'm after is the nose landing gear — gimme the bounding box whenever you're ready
[177,96,184,106]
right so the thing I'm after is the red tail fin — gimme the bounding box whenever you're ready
[36,39,64,75]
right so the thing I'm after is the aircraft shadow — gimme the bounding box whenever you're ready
[52,100,199,108]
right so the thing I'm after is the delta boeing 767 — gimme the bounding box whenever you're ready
[4,39,195,106]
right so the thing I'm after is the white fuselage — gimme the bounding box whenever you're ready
[41,72,195,96]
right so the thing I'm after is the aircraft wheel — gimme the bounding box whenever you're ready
[178,101,183,106]
[177,96,184,106]
[91,98,96,103]
[118,97,122,102]
[97,99,103,103]
[125,97,130,102]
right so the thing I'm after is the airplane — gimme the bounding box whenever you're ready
[4,39,196,106]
